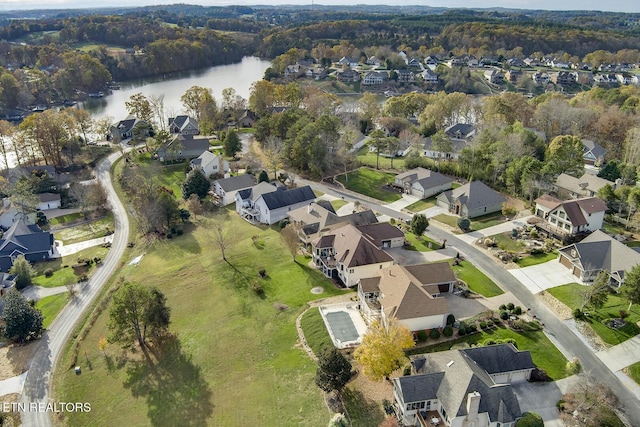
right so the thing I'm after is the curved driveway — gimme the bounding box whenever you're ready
[20,151,128,427]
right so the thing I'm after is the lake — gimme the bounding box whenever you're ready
[80,56,272,120]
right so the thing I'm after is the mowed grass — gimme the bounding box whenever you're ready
[300,307,333,356]
[548,283,640,345]
[405,197,437,213]
[407,326,569,380]
[627,362,640,385]
[355,147,406,170]
[53,214,114,245]
[49,212,84,226]
[54,212,352,427]
[330,199,349,212]
[451,260,504,297]
[404,233,439,252]
[157,164,187,198]
[491,232,525,252]
[432,213,460,229]
[35,293,68,329]
[33,247,110,288]
[336,168,401,202]
[515,251,558,267]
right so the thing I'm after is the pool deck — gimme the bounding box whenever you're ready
[318,301,368,349]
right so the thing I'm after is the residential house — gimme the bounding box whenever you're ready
[109,115,149,141]
[212,174,255,206]
[236,184,315,225]
[551,60,571,69]
[338,57,359,68]
[168,115,199,136]
[506,58,527,68]
[287,201,378,244]
[362,71,388,85]
[437,181,506,218]
[358,262,453,331]
[394,168,453,199]
[445,123,477,141]
[531,71,551,85]
[372,138,412,157]
[533,194,607,241]
[616,73,636,85]
[552,71,576,85]
[558,229,640,288]
[305,66,327,80]
[156,135,210,162]
[0,220,56,271]
[423,137,467,160]
[554,173,613,199]
[582,139,607,166]
[395,69,414,83]
[336,68,360,82]
[446,57,466,67]
[311,223,402,287]
[393,344,533,427]
[504,69,522,83]
[594,74,619,87]
[36,193,61,211]
[484,69,503,84]
[421,68,438,84]
[479,56,500,67]
[524,57,541,67]
[424,56,439,70]
[190,151,229,178]
[367,56,382,66]
[238,110,257,128]
[284,63,301,79]
[407,58,422,70]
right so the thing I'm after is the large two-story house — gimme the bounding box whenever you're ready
[533,194,607,241]
[312,223,403,287]
[393,344,534,427]
[212,174,256,206]
[168,115,199,136]
[358,262,454,332]
[0,220,57,271]
[235,183,316,225]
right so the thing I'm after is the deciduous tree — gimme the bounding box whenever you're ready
[9,255,35,290]
[543,135,584,178]
[410,214,429,236]
[354,318,414,381]
[623,264,640,311]
[580,271,610,311]
[281,223,301,262]
[2,288,43,343]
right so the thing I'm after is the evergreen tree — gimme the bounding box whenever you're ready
[182,169,211,200]
[410,214,429,236]
[2,288,43,343]
[9,255,35,290]
[315,347,352,395]
[224,130,242,158]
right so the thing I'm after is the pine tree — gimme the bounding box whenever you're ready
[315,347,352,395]
[2,288,43,342]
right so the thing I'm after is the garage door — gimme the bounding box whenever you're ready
[559,254,573,269]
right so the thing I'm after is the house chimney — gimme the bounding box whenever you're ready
[466,391,481,421]
[308,203,313,213]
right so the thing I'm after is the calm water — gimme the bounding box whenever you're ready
[80,56,272,120]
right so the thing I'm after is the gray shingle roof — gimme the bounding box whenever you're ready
[582,139,607,159]
[215,174,256,192]
[461,343,535,374]
[394,372,445,403]
[0,220,54,271]
[442,181,506,212]
[259,185,315,210]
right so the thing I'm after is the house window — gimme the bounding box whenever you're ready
[559,211,565,219]
[551,218,557,224]
[349,269,354,273]
[564,223,571,230]
[484,207,487,212]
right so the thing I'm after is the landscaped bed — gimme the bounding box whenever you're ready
[335,168,401,202]
[54,212,353,427]
[547,283,640,345]
[33,246,109,288]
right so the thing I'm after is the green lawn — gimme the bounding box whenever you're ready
[627,362,640,385]
[470,212,505,231]
[407,326,569,380]
[158,164,187,198]
[53,214,114,245]
[355,147,406,171]
[300,307,333,356]
[49,212,84,226]
[451,260,504,297]
[548,283,640,345]
[432,213,461,229]
[35,293,68,329]
[33,246,110,288]
[404,233,439,252]
[336,168,401,202]
[330,199,349,212]
[55,212,353,427]
[405,198,436,213]
[491,232,525,252]
[515,252,558,267]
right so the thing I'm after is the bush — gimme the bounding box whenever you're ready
[530,368,548,382]
[403,364,412,376]
[506,302,515,310]
[466,323,477,332]
[446,314,455,326]
[566,357,582,375]
[44,269,54,278]
[573,308,585,320]
[499,304,507,310]
[252,280,264,297]
[443,326,453,337]
[457,217,471,232]
[79,274,89,282]
[514,306,523,315]
[483,339,496,346]
[515,412,544,427]
[479,321,487,329]
[486,320,493,327]
[500,311,509,320]
[176,229,183,236]
[417,330,427,342]
[258,269,267,278]
[429,329,440,339]
[458,326,466,336]
[382,399,394,415]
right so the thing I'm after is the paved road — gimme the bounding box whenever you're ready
[303,178,640,425]
[20,151,129,427]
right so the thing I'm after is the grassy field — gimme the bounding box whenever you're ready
[35,293,68,329]
[336,168,401,202]
[355,149,407,171]
[548,283,640,345]
[300,307,333,356]
[470,212,506,231]
[54,212,353,427]
[157,164,187,198]
[452,260,504,297]
[330,199,349,212]
[53,215,114,245]
[404,233,439,252]
[405,198,436,213]
[33,247,110,288]
[407,326,569,380]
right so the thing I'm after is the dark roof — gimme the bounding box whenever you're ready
[443,181,506,212]
[582,139,607,159]
[215,174,256,192]
[259,185,315,210]
[461,344,535,375]
[404,261,455,285]
[445,123,476,139]
[0,220,54,272]
[38,193,60,203]
[394,372,445,403]
[552,197,607,227]
[316,200,336,214]
[356,223,404,246]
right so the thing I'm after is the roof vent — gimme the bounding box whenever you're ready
[446,360,454,367]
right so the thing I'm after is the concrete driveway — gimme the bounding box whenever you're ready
[384,246,456,264]
[512,376,579,427]
[597,335,640,372]
[508,260,582,294]
[386,193,419,211]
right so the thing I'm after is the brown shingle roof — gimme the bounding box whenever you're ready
[404,261,455,285]
[331,224,394,267]
[356,223,404,246]
[535,194,562,209]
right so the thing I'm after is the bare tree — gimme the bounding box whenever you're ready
[0,120,15,171]
[186,194,203,219]
[281,223,301,262]
[69,182,91,218]
[149,94,167,131]
[212,212,233,263]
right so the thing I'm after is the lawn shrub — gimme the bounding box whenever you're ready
[530,368,549,382]
[514,306,522,315]
[252,280,264,297]
[417,330,427,342]
[566,357,582,375]
[446,314,455,325]
[499,304,507,310]
[573,308,585,320]
[467,323,477,332]
[479,321,487,329]
[44,269,54,278]
[429,329,440,339]
[458,326,467,336]
[500,311,509,320]
[443,326,453,337]
[507,302,515,310]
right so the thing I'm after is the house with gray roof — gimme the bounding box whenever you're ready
[312,223,402,287]
[156,135,210,163]
[554,173,613,199]
[0,220,56,271]
[235,183,315,225]
[558,230,640,288]
[393,344,532,427]
[168,115,199,136]
[109,115,150,141]
[533,194,606,241]
[445,123,476,141]
[212,174,255,206]
[288,202,378,244]
[437,181,506,218]
[582,139,607,166]
[190,151,229,178]
[358,262,453,332]
[395,168,453,199]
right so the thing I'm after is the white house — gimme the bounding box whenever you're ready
[533,194,607,240]
[236,183,316,225]
[212,174,255,206]
[36,193,61,211]
[394,168,453,199]
[190,151,229,178]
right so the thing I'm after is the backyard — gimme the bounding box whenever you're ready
[451,260,504,298]
[547,283,640,346]
[52,214,114,245]
[54,212,354,427]
[336,167,401,202]
[355,147,407,171]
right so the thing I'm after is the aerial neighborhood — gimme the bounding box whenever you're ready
[2,3,640,427]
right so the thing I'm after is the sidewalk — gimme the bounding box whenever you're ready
[0,371,27,397]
